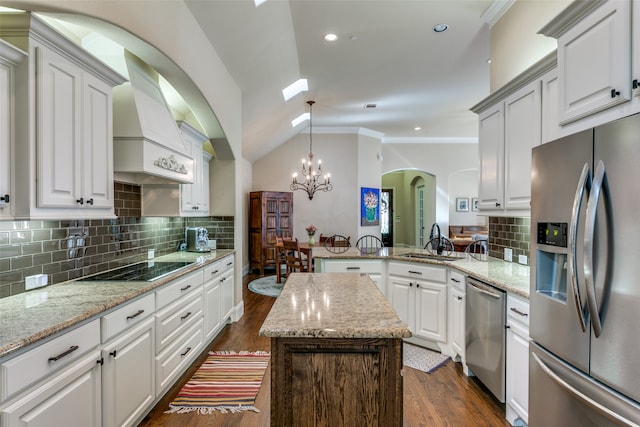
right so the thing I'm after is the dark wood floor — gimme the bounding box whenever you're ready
[139,273,511,427]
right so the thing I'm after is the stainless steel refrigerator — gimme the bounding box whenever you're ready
[530,113,640,427]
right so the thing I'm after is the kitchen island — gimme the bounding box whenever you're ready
[259,272,411,427]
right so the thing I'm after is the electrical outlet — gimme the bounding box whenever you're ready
[25,274,48,290]
[147,249,155,260]
[504,248,513,262]
[518,254,528,265]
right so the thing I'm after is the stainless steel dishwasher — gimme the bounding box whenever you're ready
[465,276,506,403]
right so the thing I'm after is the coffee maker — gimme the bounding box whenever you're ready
[185,227,210,253]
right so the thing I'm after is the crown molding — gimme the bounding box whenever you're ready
[481,0,517,28]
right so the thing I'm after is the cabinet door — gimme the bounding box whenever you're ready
[181,141,202,214]
[1,352,101,427]
[504,80,541,210]
[478,103,504,211]
[541,68,560,144]
[506,321,529,425]
[200,156,210,213]
[449,286,465,359]
[389,276,414,332]
[204,277,222,342]
[414,281,447,343]
[36,45,82,208]
[221,265,234,321]
[82,72,114,209]
[558,0,631,125]
[102,317,155,427]
[0,54,15,217]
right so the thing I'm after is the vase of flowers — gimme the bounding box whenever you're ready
[306,224,317,245]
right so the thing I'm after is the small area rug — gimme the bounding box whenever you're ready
[403,343,451,374]
[165,351,270,414]
[248,275,283,298]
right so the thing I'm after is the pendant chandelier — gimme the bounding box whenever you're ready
[291,100,332,200]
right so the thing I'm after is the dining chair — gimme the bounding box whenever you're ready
[275,236,288,282]
[355,235,384,250]
[323,234,351,253]
[283,238,308,274]
[424,236,454,255]
[465,239,489,259]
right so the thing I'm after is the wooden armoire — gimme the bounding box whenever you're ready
[249,191,293,275]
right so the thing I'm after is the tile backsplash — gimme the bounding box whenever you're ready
[488,216,531,262]
[0,183,234,299]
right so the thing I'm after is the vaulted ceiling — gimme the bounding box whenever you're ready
[185,0,492,162]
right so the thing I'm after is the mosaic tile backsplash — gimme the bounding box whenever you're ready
[488,216,531,263]
[0,183,234,299]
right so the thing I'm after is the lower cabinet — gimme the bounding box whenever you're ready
[317,259,384,295]
[220,256,235,322]
[101,317,155,427]
[506,295,530,426]
[388,262,447,344]
[0,351,102,427]
[447,270,466,369]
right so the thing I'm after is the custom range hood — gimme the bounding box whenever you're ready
[113,50,194,184]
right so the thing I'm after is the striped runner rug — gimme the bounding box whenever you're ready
[165,350,270,414]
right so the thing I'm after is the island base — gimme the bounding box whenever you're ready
[270,337,403,427]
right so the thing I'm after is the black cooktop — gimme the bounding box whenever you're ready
[80,261,193,282]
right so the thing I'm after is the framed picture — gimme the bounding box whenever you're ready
[361,187,380,226]
[472,197,479,212]
[456,197,469,212]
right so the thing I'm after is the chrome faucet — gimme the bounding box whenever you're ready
[429,222,444,255]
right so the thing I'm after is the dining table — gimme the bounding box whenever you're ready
[276,240,314,283]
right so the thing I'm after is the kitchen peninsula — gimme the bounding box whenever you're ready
[259,272,411,427]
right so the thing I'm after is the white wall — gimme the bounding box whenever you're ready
[448,168,487,226]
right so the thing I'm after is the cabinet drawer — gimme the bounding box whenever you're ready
[322,260,382,274]
[155,270,203,309]
[155,291,203,352]
[449,270,466,291]
[507,295,530,327]
[101,293,155,342]
[388,261,446,283]
[220,255,234,272]
[0,319,100,400]
[155,320,203,396]
[203,259,223,281]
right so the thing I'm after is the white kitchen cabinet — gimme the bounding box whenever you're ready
[541,67,560,143]
[556,0,631,125]
[101,317,155,427]
[0,319,102,427]
[506,295,530,426]
[447,270,466,369]
[477,80,541,212]
[220,256,235,322]
[388,261,447,345]
[0,351,102,427]
[155,320,203,396]
[0,41,25,219]
[0,13,126,219]
[317,259,385,295]
[141,121,212,217]
[203,259,223,342]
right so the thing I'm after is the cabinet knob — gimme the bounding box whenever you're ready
[86,198,94,205]
[495,202,501,208]
[634,79,639,90]
[76,197,84,205]
[0,194,9,203]
[611,89,620,98]
[457,296,463,301]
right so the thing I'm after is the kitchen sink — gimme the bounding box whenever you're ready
[398,253,461,261]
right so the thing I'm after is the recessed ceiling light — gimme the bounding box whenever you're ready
[487,59,492,64]
[254,0,268,6]
[282,78,308,101]
[414,127,422,131]
[433,23,449,33]
[349,35,358,41]
[324,33,338,42]
[363,103,377,109]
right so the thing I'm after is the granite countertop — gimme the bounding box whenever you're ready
[0,250,234,360]
[259,272,412,339]
[312,246,530,299]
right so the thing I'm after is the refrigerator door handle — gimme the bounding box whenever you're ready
[568,162,590,333]
[532,352,640,427]
[585,160,605,338]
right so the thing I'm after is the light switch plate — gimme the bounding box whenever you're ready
[504,248,513,262]
[25,274,48,290]
[518,254,528,265]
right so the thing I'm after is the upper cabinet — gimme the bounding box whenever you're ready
[0,12,126,220]
[0,40,26,219]
[540,0,640,135]
[141,121,212,217]
[472,54,554,215]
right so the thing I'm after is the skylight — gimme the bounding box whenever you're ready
[282,78,308,101]
[291,112,310,128]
